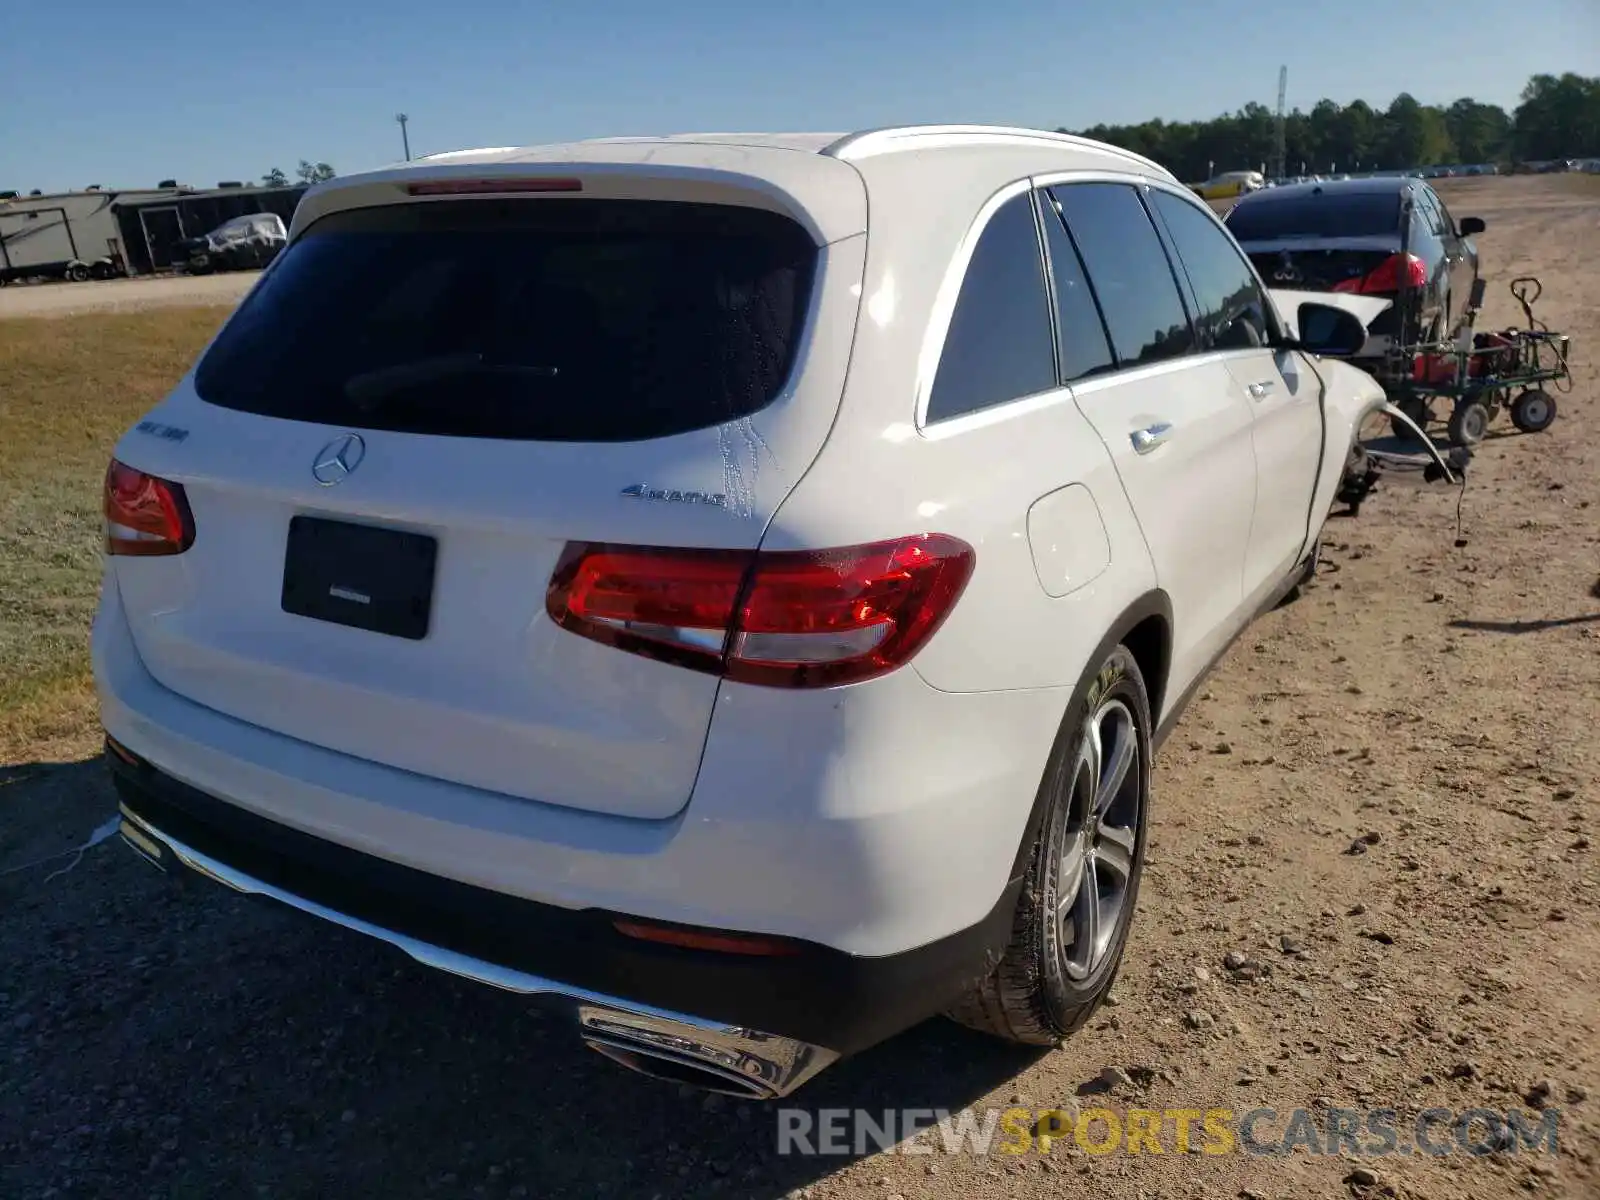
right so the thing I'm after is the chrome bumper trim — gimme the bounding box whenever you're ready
[117,807,838,1098]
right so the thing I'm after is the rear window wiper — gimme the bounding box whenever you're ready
[343,354,560,405]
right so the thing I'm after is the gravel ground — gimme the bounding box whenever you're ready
[1,176,1596,1200]
[0,273,258,320]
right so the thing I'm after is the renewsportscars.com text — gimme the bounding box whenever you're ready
[775,1106,1562,1158]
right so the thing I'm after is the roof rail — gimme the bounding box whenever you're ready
[417,146,521,161]
[822,125,1171,179]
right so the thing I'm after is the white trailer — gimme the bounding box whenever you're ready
[0,188,180,284]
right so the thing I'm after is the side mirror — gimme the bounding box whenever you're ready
[1458,216,1486,236]
[1294,302,1369,357]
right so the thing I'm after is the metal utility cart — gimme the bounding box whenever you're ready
[1386,276,1574,447]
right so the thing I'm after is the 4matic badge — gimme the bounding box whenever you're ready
[620,483,729,508]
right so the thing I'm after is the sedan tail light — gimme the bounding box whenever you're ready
[1333,252,1428,296]
[547,534,975,688]
[104,459,194,556]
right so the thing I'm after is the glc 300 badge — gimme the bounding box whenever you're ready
[620,483,729,508]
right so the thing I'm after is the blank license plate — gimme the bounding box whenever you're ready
[280,516,437,640]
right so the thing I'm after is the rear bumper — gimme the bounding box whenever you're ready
[92,576,1062,1060]
[94,576,1063,959]
[110,749,1014,1064]
[114,795,831,1098]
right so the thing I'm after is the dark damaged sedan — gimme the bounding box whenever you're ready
[1224,177,1484,378]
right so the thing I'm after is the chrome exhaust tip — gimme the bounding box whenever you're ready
[118,816,170,871]
[578,1006,837,1100]
[584,1039,779,1099]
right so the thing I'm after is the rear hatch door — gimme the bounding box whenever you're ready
[110,173,866,821]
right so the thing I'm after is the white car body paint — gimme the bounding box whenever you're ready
[1025,484,1111,598]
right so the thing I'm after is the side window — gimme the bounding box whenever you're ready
[1050,183,1195,368]
[1426,187,1457,237]
[1411,188,1445,239]
[1037,194,1115,383]
[926,192,1057,423]
[1147,189,1271,351]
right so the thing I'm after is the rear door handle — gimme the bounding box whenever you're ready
[1130,423,1173,454]
[1247,380,1276,399]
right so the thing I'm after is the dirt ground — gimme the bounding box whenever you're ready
[0,175,1595,1200]
[0,271,259,320]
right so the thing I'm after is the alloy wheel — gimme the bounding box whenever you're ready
[1057,697,1142,981]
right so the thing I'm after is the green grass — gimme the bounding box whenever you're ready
[0,308,227,762]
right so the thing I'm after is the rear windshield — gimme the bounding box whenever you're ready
[1224,192,1402,242]
[194,198,817,441]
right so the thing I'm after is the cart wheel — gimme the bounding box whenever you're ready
[1448,400,1490,447]
[1510,389,1557,433]
[1389,395,1430,441]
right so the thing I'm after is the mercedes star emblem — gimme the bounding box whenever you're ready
[311,433,366,486]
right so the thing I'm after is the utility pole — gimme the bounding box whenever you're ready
[396,113,411,162]
[1274,65,1288,180]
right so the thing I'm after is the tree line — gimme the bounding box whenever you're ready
[1061,73,1600,182]
[260,161,336,188]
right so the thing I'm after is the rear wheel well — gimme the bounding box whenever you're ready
[1120,614,1170,726]
[1003,593,1173,888]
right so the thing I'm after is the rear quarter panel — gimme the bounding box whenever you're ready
[765,150,1160,696]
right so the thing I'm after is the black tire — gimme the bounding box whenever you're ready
[946,645,1152,1045]
[1448,400,1490,447]
[1389,395,1430,441]
[65,263,90,283]
[1510,389,1557,433]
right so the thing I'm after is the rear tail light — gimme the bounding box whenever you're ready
[1333,252,1428,295]
[104,459,194,556]
[546,534,975,688]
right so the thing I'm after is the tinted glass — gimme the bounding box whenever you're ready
[1411,188,1445,237]
[1224,191,1403,241]
[194,199,816,441]
[926,193,1056,422]
[1423,187,1456,237]
[1050,183,1194,368]
[1038,197,1115,382]
[1148,190,1271,351]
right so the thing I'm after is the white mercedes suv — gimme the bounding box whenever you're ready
[95,126,1396,1099]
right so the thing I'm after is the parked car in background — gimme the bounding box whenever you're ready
[99,126,1410,1100]
[1224,177,1484,391]
[175,212,287,274]
[1193,169,1265,200]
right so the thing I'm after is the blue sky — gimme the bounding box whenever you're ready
[4,0,1596,193]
